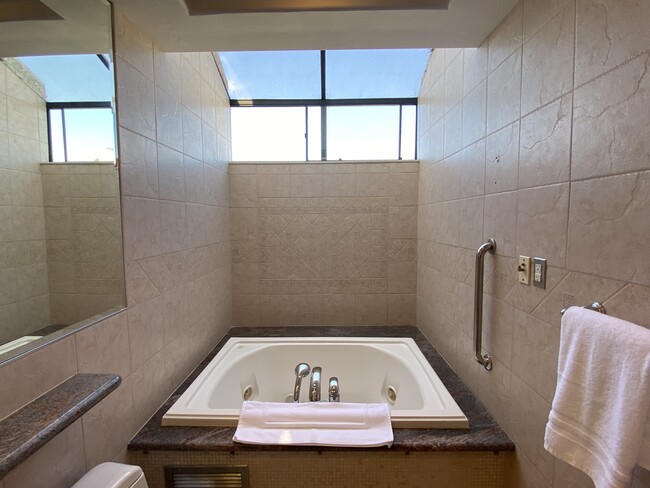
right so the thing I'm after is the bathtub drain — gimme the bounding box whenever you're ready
[242,385,253,401]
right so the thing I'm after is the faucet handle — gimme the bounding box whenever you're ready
[310,367,322,402]
[293,363,310,403]
[329,377,340,402]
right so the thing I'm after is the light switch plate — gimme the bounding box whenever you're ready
[533,257,547,289]
[518,256,531,285]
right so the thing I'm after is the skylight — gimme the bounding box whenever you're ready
[219,49,430,161]
[219,49,429,101]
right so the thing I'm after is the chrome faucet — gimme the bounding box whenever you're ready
[328,377,340,402]
[309,367,322,401]
[293,363,311,403]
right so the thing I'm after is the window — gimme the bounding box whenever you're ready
[221,49,429,161]
[19,54,116,162]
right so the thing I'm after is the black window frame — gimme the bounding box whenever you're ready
[46,101,113,162]
[228,50,419,161]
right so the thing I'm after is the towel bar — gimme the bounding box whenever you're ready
[560,301,607,316]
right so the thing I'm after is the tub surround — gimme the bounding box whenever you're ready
[0,374,121,478]
[229,162,419,328]
[129,326,513,453]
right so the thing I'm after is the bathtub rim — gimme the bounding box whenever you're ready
[162,336,469,429]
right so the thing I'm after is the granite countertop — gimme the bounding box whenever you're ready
[0,373,121,478]
[129,326,514,453]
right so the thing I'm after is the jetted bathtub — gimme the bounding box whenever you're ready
[162,337,469,429]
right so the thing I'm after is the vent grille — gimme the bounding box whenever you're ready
[165,466,249,488]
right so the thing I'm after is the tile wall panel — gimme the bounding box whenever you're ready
[417,0,650,486]
[229,162,419,326]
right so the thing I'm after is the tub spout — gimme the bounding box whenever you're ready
[329,377,340,402]
[310,367,322,402]
[293,363,311,403]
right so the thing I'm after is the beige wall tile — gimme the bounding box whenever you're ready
[459,140,486,198]
[118,128,158,199]
[511,309,560,403]
[478,355,512,429]
[322,294,356,325]
[229,174,258,207]
[131,351,168,429]
[3,420,85,488]
[356,173,389,197]
[516,183,569,268]
[127,296,164,370]
[81,376,135,470]
[115,57,155,140]
[575,0,650,86]
[483,191,517,257]
[463,42,488,95]
[604,284,650,329]
[182,108,203,161]
[567,172,650,285]
[121,196,161,261]
[458,197,484,249]
[521,3,574,116]
[462,80,487,148]
[355,294,387,325]
[387,294,416,326]
[487,49,522,134]
[444,51,464,114]
[508,375,555,484]
[482,294,514,366]
[0,336,77,420]
[486,121,519,194]
[388,206,417,239]
[571,53,650,180]
[258,174,291,197]
[155,87,183,152]
[488,1,523,73]
[519,95,571,188]
[157,144,185,202]
[75,313,131,379]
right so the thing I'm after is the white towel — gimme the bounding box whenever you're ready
[544,307,650,488]
[233,401,393,447]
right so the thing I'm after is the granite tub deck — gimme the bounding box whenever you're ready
[129,326,514,453]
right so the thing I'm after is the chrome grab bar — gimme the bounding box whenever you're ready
[473,238,496,371]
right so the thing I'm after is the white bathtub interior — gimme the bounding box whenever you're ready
[163,337,469,429]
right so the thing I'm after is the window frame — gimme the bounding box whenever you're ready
[227,50,419,161]
[46,101,113,162]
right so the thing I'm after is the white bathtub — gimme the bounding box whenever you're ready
[162,337,469,429]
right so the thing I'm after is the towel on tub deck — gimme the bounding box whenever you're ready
[233,401,393,447]
[544,307,650,488]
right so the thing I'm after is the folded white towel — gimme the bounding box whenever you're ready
[233,401,393,447]
[544,307,650,488]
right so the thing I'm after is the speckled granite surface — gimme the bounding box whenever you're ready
[130,326,514,453]
[0,373,121,478]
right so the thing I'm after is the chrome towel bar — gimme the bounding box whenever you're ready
[473,238,496,371]
[560,301,607,316]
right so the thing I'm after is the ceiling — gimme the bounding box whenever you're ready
[0,0,110,57]
[111,0,518,52]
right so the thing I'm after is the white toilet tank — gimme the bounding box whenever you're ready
[71,462,148,488]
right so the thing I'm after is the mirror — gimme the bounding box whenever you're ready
[0,0,125,363]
